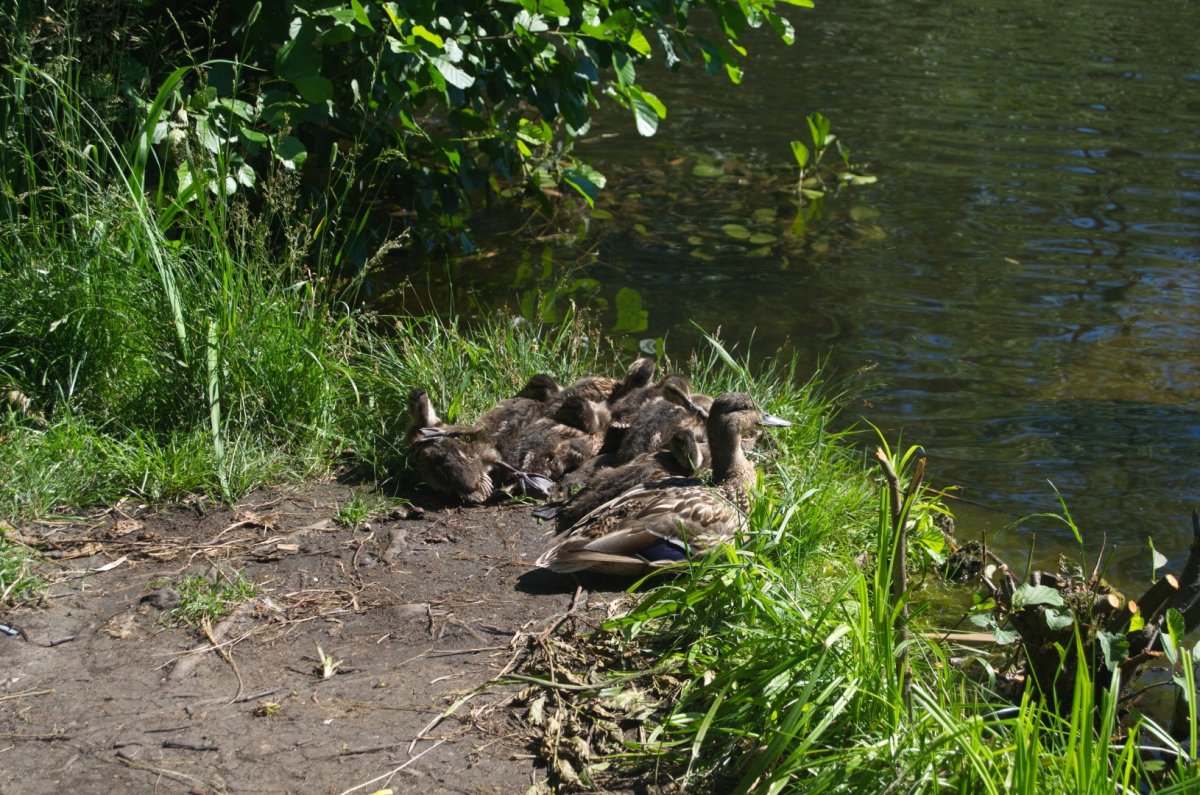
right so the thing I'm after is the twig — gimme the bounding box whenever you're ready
[0,688,54,703]
[337,738,447,795]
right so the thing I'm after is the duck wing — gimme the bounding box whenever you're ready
[536,481,742,574]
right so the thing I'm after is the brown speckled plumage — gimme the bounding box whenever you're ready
[614,375,709,464]
[535,393,789,576]
[406,389,500,504]
[503,394,611,481]
[543,426,705,532]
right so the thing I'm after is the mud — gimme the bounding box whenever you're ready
[0,484,628,794]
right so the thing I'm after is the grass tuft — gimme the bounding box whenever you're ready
[163,569,260,628]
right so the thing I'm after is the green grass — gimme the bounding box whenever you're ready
[162,569,260,628]
[0,523,43,604]
[519,349,1198,794]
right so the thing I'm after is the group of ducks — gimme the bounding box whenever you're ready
[405,357,790,577]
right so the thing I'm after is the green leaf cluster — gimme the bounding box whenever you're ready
[101,0,809,246]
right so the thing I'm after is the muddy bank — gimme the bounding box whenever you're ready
[1,484,627,794]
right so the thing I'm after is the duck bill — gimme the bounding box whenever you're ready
[759,412,791,428]
[682,395,710,419]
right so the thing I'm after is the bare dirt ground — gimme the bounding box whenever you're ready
[1,482,633,794]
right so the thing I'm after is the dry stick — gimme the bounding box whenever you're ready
[0,688,54,703]
[337,738,447,795]
[201,617,245,704]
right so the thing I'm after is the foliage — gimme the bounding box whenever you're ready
[8,0,817,248]
[0,524,44,605]
[790,111,876,205]
[164,569,260,628]
[334,489,396,529]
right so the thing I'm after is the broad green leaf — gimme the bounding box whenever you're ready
[292,74,334,104]
[691,163,723,178]
[1149,537,1168,575]
[612,52,636,88]
[274,135,308,170]
[235,162,256,188]
[351,0,373,29]
[514,10,549,33]
[721,224,751,240]
[1096,630,1129,671]
[630,93,659,137]
[433,57,474,89]
[993,626,1019,645]
[613,287,649,333]
[749,232,777,244]
[562,167,603,206]
[1013,583,1065,609]
[1044,609,1074,631]
[627,28,651,55]
[790,140,809,168]
[807,112,831,149]
[411,24,443,47]
[848,174,878,186]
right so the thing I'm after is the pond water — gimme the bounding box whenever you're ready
[389,0,1200,588]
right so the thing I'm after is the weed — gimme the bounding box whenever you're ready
[334,490,391,530]
[316,644,342,679]
[163,569,259,628]
[0,524,44,605]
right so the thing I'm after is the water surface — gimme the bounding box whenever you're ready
[393,0,1200,587]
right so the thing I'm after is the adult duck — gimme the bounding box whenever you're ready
[534,426,706,532]
[534,393,789,576]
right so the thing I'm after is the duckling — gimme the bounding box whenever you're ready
[406,388,501,504]
[613,375,710,464]
[544,356,655,418]
[534,393,790,576]
[504,394,611,482]
[476,373,561,458]
[534,426,706,532]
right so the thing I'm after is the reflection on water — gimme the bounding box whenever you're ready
[387,0,1200,589]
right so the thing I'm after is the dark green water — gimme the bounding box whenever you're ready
[393,0,1200,586]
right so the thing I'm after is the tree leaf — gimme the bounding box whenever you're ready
[432,57,474,89]
[411,24,444,47]
[630,93,659,137]
[292,74,334,104]
[274,135,308,170]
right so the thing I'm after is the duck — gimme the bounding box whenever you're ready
[543,356,656,419]
[406,388,502,504]
[534,426,706,532]
[503,394,611,482]
[534,393,790,576]
[476,373,561,459]
[613,375,711,464]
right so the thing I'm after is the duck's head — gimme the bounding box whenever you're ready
[554,394,611,434]
[668,426,706,473]
[660,374,708,419]
[407,388,439,428]
[517,373,561,402]
[708,393,790,436]
[622,356,657,392]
